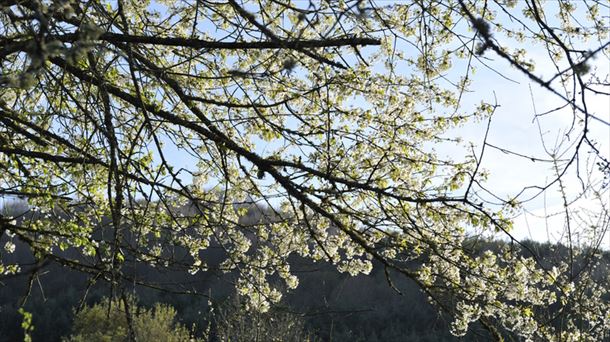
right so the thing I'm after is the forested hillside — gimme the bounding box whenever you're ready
[2,235,607,341]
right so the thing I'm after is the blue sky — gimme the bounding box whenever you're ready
[440,42,609,247]
[149,0,610,247]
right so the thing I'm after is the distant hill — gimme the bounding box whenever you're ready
[2,198,608,341]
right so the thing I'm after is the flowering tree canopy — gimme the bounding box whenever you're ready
[0,0,609,340]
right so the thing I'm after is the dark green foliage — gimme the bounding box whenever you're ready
[2,240,608,341]
[63,296,201,342]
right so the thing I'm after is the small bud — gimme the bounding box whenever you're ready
[573,62,590,76]
[282,58,297,73]
[475,42,489,56]
[472,17,491,37]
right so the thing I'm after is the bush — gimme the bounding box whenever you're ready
[63,296,202,342]
[213,295,318,342]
